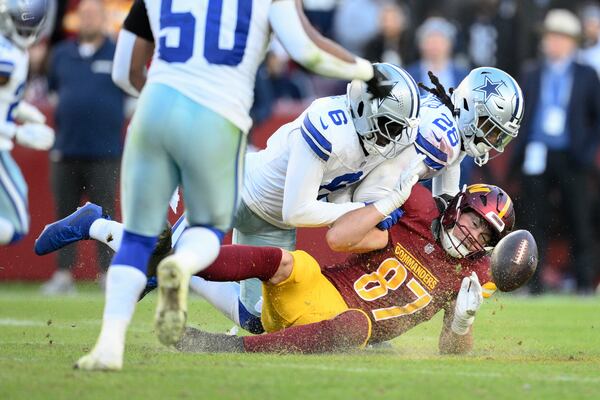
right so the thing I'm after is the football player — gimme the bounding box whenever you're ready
[190,65,525,330]
[35,62,422,331]
[36,66,524,337]
[58,0,399,371]
[161,183,516,354]
[0,0,54,247]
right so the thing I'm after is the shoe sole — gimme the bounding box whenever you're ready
[155,256,189,346]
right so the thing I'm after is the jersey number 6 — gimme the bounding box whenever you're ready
[159,0,252,65]
[353,258,432,321]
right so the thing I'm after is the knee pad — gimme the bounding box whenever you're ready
[112,230,158,274]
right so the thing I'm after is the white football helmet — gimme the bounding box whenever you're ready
[452,67,524,166]
[347,63,420,158]
[0,0,48,49]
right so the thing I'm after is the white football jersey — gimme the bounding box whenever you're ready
[144,0,272,133]
[0,35,28,150]
[352,94,466,203]
[413,94,463,179]
[242,95,389,229]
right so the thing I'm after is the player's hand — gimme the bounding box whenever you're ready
[15,123,55,150]
[451,272,483,335]
[373,154,425,216]
[12,101,46,124]
[376,207,404,230]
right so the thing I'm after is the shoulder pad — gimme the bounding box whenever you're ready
[301,96,351,162]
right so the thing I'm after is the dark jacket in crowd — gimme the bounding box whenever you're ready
[512,61,600,170]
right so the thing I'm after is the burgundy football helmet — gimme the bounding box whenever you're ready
[439,184,515,259]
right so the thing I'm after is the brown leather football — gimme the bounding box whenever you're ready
[491,229,538,292]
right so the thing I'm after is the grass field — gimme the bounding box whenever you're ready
[1,284,599,400]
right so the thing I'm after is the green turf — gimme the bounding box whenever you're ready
[1,284,599,400]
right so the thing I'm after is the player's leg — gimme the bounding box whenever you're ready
[75,83,179,370]
[0,151,29,245]
[234,201,297,312]
[154,98,246,345]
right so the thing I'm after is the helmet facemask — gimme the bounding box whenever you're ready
[461,102,519,166]
[438,184,515,259]
[347,63,420,159]
[359,110,419,159]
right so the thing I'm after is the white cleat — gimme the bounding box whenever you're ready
[74,350,123,371]
[155,254,190,346]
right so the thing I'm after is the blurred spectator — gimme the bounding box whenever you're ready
[457,0,519,76]
[406,17,468,91]
[406,17,475,187]
[41,0,126,294]
[364,2,415,66]
[333,0,381,56]
[512,9,600,295]
[578,3,600,75]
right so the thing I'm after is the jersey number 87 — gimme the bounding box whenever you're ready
[353,258,432,321]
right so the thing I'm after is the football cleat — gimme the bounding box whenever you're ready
[34,202,106,256]
[154,254,190,346]
[74,350,122,371]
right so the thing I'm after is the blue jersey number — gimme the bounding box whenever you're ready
[328,109,348,126]
[432,114,459,146]
[318,172,363,200]
[159,0,252,66]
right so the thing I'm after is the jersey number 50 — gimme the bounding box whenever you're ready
[159,0,252,65]
[353,258,432,321]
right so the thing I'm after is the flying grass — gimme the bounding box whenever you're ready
[1,284,599,400]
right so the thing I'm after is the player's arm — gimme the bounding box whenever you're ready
[352,146,428,203]
[112,0,154,97]
[431,155,463,198]
[438,272,483,354]
[326,204,389,253]
[281,134,366,227]
[326,154,424,253]
[268,0,373,81]
[0,55,54,149]
[439,299,474,354]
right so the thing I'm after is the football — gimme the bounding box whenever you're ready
[491,230,539,292]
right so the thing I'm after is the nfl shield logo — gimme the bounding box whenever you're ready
[424,243,435,254]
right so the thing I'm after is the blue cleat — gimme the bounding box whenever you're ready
[34,202,107,256]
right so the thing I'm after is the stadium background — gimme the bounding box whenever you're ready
[0,0,598,292]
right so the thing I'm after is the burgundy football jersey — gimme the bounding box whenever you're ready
[322,184,493,343]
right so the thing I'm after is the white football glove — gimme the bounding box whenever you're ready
[451,272,484,335]
[12,101,46,124]
[15,123,55,151]
[373,154,425,216]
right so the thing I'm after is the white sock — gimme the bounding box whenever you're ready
[0,217,15,244]
[189,276,241,325]
[93,266,147,354]
[175,227,220,275]
[90,219,124,252]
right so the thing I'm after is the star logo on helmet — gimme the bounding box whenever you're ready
[376,81,400,107]
[474,76,505,102]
